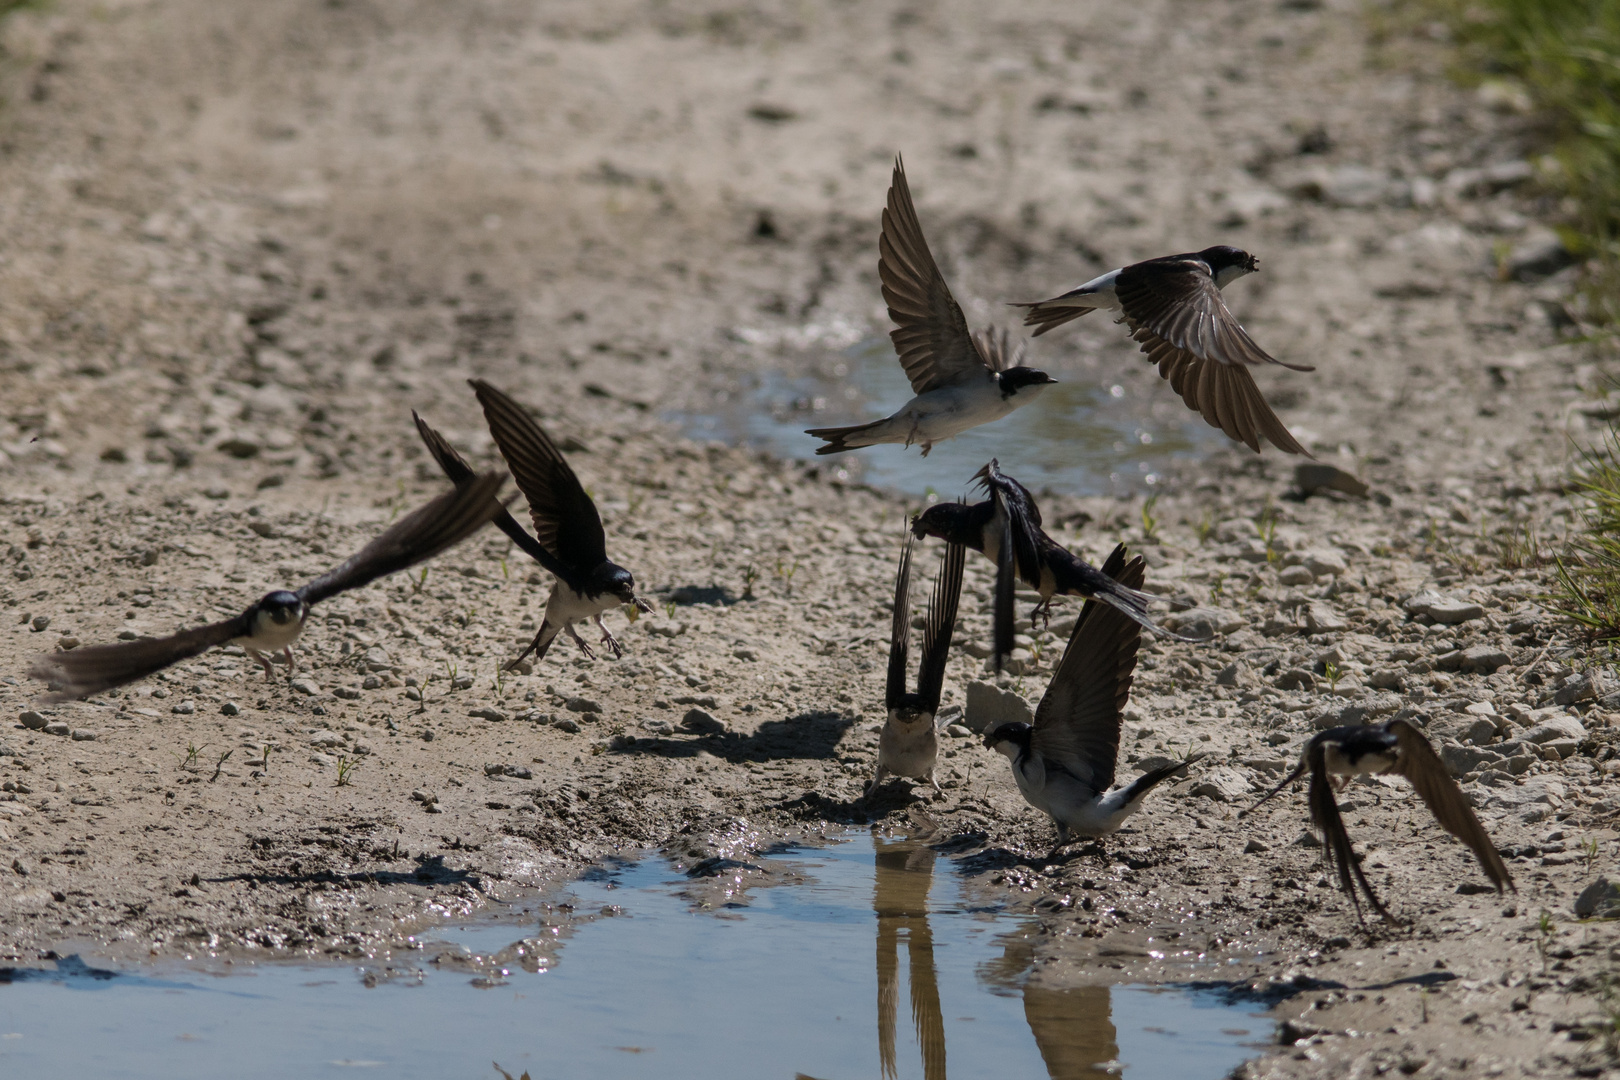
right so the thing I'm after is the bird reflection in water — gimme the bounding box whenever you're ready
[872,831,947,1080]
[978,921,1121,1079]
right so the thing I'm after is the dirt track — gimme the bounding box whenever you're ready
[0,1,1618,1076]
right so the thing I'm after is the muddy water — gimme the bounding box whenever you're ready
[673,336,1220,497]
[1,831,1266,1079]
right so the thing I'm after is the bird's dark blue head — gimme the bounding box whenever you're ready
[911,503,984,550]
[1198,245,1259,279]
[997,366,1057,398]
[602,564,638,604]
[983,721,1032,754]
[258,591,304,625]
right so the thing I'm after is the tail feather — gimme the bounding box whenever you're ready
[1118,752,1204,805]
[1011,300,1095,338]
[805,419,888,455]
[507,621,560,670]
[1059,561,1205,642]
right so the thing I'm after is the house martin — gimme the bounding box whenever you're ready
[806,157,1055,457]
[870,535,966,798]
[29,471,508,701]
[910,460,1192,672]
[1246,719,1514,921]
[415,380,652,669]
[982,545,1201,853]
[1015,245,1313,455]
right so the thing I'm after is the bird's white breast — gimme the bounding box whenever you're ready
[543,583,618,627]
[1322,743,1397,778]
[239,611,305,651]
[897,380,1018,440]
[878,711,938,779]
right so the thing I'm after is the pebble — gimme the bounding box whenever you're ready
[469,707,509,723]
[43,722,70,737]
[1294,463,1369,498]
[1574,878,1620,919]
[18,711,46,730]
[553,717,582,733]
[333,687,361,700]
[565,697,603,714]
[681,708,726,735]
[29,615,49,632]
[69,729,97,742]
[639,718,674,735]
[945,723,973,739]
[646,619,686,638]
[171,700,196,715]
[1305,604,1348,633]
[1243,839,1270,854]
[290,678,321,696]
[1186,767,1250,803]
[964,680,1033,733]
[1162,607,1246,637]
[450,675,474,690]
[1278,565,1314,587]
[221,701,240,716]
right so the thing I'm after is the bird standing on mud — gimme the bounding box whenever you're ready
[414,379,653,669]
[806,156,1056,457]
[29,472,508,701]
[870,535,966,798]
[982,546,1201,854]
[1245,719,1514,921]
[1015,245,1312,455]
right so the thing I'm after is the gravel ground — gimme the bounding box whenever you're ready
[0,1,1617,1076]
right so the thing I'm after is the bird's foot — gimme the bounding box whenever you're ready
[594,615,624,659]
[252,651,275,681]
[282,646,297,680]
[565,623,597,660]
[1029,600,1053,630]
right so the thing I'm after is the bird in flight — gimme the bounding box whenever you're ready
[871,534,965,798]
[806,156,1055,457]
[415,379,652,669]
[982,545,1200,855]
[1015,246,1313,455]
[1245,719,1514,921]
[30,472,507,701]
[911,459,1191,672]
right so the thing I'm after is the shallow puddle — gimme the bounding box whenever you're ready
[1,831,1267,1078]
[673,335,1221,497]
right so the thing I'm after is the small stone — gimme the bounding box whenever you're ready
[450,674,474,691]
[553,717,582,733]
[247,520,275,538]
[1428,599,1486,625]
[43,722,70,737]
[18,711,47,730]
[1291,549,1348,577]
[1215,518,1258,543]
[1294,830,1323,848]
[29,615,49,633]
[1294,463,1369,499]
[681,708,726,735]
[946,723,973,738]
[56,636,79,650]
[1574,878,1620,919]
[1162,607,1246,637]
[411,788,438,805]
[647,619,686,638]
[1524,715,1587,745]
[361,675,382,690]
[469,707,509,723]
[1459,645,1511,673]
[1276,668,1315,691]
[332,687,361,700]
[639,718,674,735]
[1504,227,1575,282]
[1187,767,1249,803]
[1278,565,1315,587]
[565,697,602,714]
[1367,667,1406,692]
[1440,741,1505,776]
[221,701,240,716]
[964,680,1034,733]
[1243,839,1270,854]
[1305,604,1349,633]
[171,700,196,715]
[1216,661,1255,688]
[217,437,261,459]
[69,729,97,742]
[1553,672,1597,707]
[733,646,760,661]
[289,678,321,696]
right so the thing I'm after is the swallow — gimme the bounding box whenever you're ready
[805,157,1056,457]
[983,546,1201,853]
[1246,719,1514,921]
[1014,246,1313,455]
[29,472,507,701]
[414,379,652,669]
[872,833,947,1080]
[911,460,1190,672]
[869,535,966,798]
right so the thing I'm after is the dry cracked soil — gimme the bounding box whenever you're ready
[0,1,1618,1077]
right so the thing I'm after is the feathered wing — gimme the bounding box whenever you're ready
[886,538,915,712]
[992,512,1016,674]
[1307,747,1394,921]
[971,326,1024,374]
[1029,549,1144,795]
[1116,257,1311,456]
[914,541,965,714]
[1390,720,1514,893]
[975,460,1041,586]
[413,410,571,578]
[471,379,607,581]
[297,471,507,606]
[879,156,991,395]
[30,615,249,702]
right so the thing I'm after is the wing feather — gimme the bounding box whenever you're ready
[915,541,965,713]
[471,379,608,576]
[886,538,914,712]
[1390,720,1514,892]
[880,157,991,395]
[297,471,506,606]
[30,616,249,702]
[1029,548,1144,793]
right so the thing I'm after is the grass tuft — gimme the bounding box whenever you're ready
[1552,424,1620,636]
